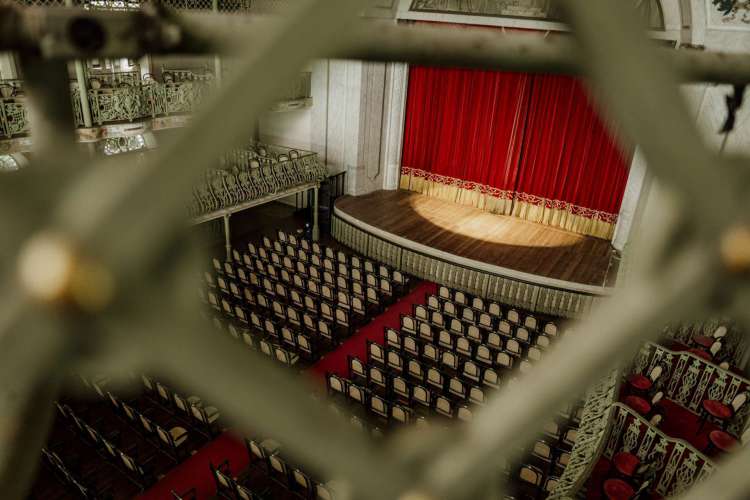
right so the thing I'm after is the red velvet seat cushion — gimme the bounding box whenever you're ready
[709,430,737,452]
[613,451,640,477]
[688,348,713,361]
[628,374,652,391]
[693,335,713,348]
[604,478,635,500]
[703,399,733,420]
[624,395,652,416]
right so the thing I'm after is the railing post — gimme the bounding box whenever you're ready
[212,0,223,85]
[312,184,320,241]
[65,0,93,129]
[223,213,232,261]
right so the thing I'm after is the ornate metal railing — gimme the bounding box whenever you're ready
[548,369,621,499]
[631,341,750,437]
[662,319,748,369]
[0,94,30,138]
[602,403,715,497]
[1,71,312,137]
[1,80,212,137]
[189,144,327,218]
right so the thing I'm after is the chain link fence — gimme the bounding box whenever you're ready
[2,1,750,499]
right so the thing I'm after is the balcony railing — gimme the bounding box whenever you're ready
[631,341,750,437]
[189,143,328,220]
[1,78,212,139]
[602,403,715,497]
[1,70,312,139]
[548,369,621,499]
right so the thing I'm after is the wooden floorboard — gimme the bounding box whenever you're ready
[335,190,617,287]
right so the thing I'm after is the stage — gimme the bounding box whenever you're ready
[334,190,617,291]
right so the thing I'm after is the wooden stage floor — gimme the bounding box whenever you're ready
[335,190,617,287]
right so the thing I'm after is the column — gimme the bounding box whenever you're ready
[312,185,320,241]
[212,0,223,85]
[382,62,409,190]
[223,214,232,261]
[64,0,93,129]
[612,148,650,252]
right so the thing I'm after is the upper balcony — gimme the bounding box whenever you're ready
[0,69,312,151]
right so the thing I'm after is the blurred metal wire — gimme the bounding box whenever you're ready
[1,0,749,499]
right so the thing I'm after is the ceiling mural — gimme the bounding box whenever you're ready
[707,0,750,29]
[409,0,665,29]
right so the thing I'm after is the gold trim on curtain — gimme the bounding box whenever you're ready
[400,167,617,240]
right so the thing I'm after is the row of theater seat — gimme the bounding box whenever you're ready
[396,315,535,372]
[434,284,563,333]
[424,293,560,343]
[212,438,341,500]
[41,447,106,499]
[325,354,581,500]
[55,402,163,490]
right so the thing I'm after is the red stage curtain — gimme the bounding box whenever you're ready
[401,66,530,207]
[400,65,632,239]
[511,75,631,234]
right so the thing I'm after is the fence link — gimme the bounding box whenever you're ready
[1,0,750,499]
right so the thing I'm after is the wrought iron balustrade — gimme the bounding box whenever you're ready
[0,79,213,135]
[631,341,750,437]
[602,403,715,497]
[189,144,327,218]
[662,319,748,369]
[548,369,621,499]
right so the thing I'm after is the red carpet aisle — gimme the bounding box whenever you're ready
[307,281,437,383]
[137,432,248,500]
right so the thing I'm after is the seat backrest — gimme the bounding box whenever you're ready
[498,320,512,335]
[476,344,491,363]
[524,315,538,330]
[408,359,424,380]
[423,343,438,362]
[370,395,388,417]
[457,406,473,421]
[413,385,431,406]
[710,340,723,356]
[438,329,453,349]
[436,396,453,417]
[392,375,409,395]
[449,377,466,398]
[487,332,502,349]
[386,328,401,348]
[649,364,663,382]
[732,391,749,412]
[488,302,501,317]
[469,386,485,404]
[369,366,386,386]
[506,338,522,355]
[714,325,728,339]
[463,360,480,381]
[327,374,346,395]
[519,465,542,486]
[369,342,385,363]
[387,350,403,371]
[404,336,419,356]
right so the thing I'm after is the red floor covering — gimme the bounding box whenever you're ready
[306,281,437,383]
[138,281,435,499]
[136,432,248,500]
